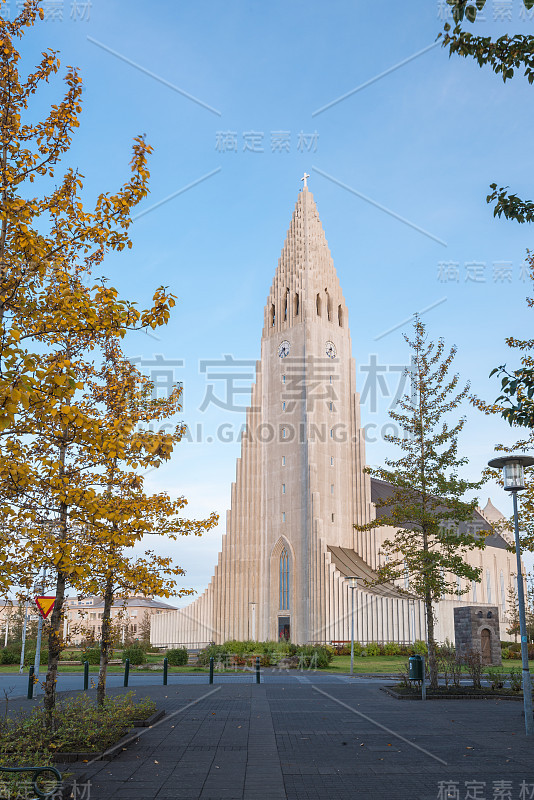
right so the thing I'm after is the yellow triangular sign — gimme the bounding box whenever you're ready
[35,596,55,619]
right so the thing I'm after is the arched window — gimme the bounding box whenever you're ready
[338,304,343,327]
[270,304,275,327]
[294,292,300,317]
[279,548,289,610]
[316,293,322,316]
[284,289,289,321]
[326,289,331,321]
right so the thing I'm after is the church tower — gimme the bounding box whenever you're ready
[256,180,373,643]
[152,180,428,647]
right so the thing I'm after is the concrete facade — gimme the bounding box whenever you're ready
[151,185,522,649]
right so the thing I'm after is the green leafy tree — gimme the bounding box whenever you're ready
[506,574,534,641]
[355,318,486,688]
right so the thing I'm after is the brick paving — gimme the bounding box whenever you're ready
[17,675,534,799]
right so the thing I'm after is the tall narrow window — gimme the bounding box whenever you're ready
[282,484,286,494]
[486,569,492,603]
[330,457,334,466]
[326,289,332,321]
[456,577,461,598]
[472,580,477,602]
[294,292,300,317]
[500,570,506,609]
[338,304,343,327]
[284,289,289,321]
[330,484,334,495]
[270,304,275,327]
[316,293,322,316]
[279,548,289,610]
[282,401,286,411]
[282,456,286,466]
[282,512,286,523]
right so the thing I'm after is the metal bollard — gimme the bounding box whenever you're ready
[27,666,35,700]
[256,656,260,684]
[421,656,426,702]
[209,656,214,685]
[163,657,168,686]
[124,658,130,687]
[83,660,89,691]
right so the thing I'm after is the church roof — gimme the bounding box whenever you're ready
[327,545,413,598]
[370,478,509,550]
[480,497,506,523]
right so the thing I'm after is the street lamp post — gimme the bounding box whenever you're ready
[346,577,360,676]
[488,453,534,737]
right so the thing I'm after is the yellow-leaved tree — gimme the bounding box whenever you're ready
[0,1,217,718]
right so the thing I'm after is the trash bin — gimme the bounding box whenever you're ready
[409,654,423,681]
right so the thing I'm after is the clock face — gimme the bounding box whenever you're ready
[326,341,337,359]
[278,340,290,358]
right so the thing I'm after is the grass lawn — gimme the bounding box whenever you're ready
[324,654,409,673]
[323,655,529,674]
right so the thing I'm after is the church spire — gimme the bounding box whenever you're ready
[263,181,348,335]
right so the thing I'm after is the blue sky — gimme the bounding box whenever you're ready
[15,0,534,597]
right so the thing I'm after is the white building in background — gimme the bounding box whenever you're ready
[147,182,520,648]
[65,596,177,645]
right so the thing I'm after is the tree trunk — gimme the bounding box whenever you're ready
[424,592,438,689]
[44,430,69,723]
[44,568,66,723]
[97,575,114,706]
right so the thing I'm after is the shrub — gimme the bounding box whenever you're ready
[384,642,401,656]
[197,644,226,666]
[223,639,256,655]
[1,646,21,665]
[366,641,381,657]
[122,645,146,665]
[166,648,188,666]
[295,645,332,669]
[501,647,512,660]
[413,640,428,655]
[24,648,48,666]
[81,647,100,665]
[486,668,505,690]
[464,648,483,690]
[508,667,522,691]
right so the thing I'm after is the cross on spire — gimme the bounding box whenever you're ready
[301,172,310,188]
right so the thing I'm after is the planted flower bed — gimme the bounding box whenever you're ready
[383,684,528,700]
[0,692,158,799]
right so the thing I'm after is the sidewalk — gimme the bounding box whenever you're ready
[45,675,534,800]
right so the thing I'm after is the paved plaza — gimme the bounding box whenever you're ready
[25,673,533,800]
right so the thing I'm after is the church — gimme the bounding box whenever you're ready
[151,180,517,648]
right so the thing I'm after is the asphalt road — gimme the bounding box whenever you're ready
[0,670,394,698]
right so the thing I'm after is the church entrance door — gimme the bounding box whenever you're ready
[278,617,290,641]
[481,628,491,664]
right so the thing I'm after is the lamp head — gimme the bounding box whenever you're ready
[488,453,534,492]
[346,576,360,589]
